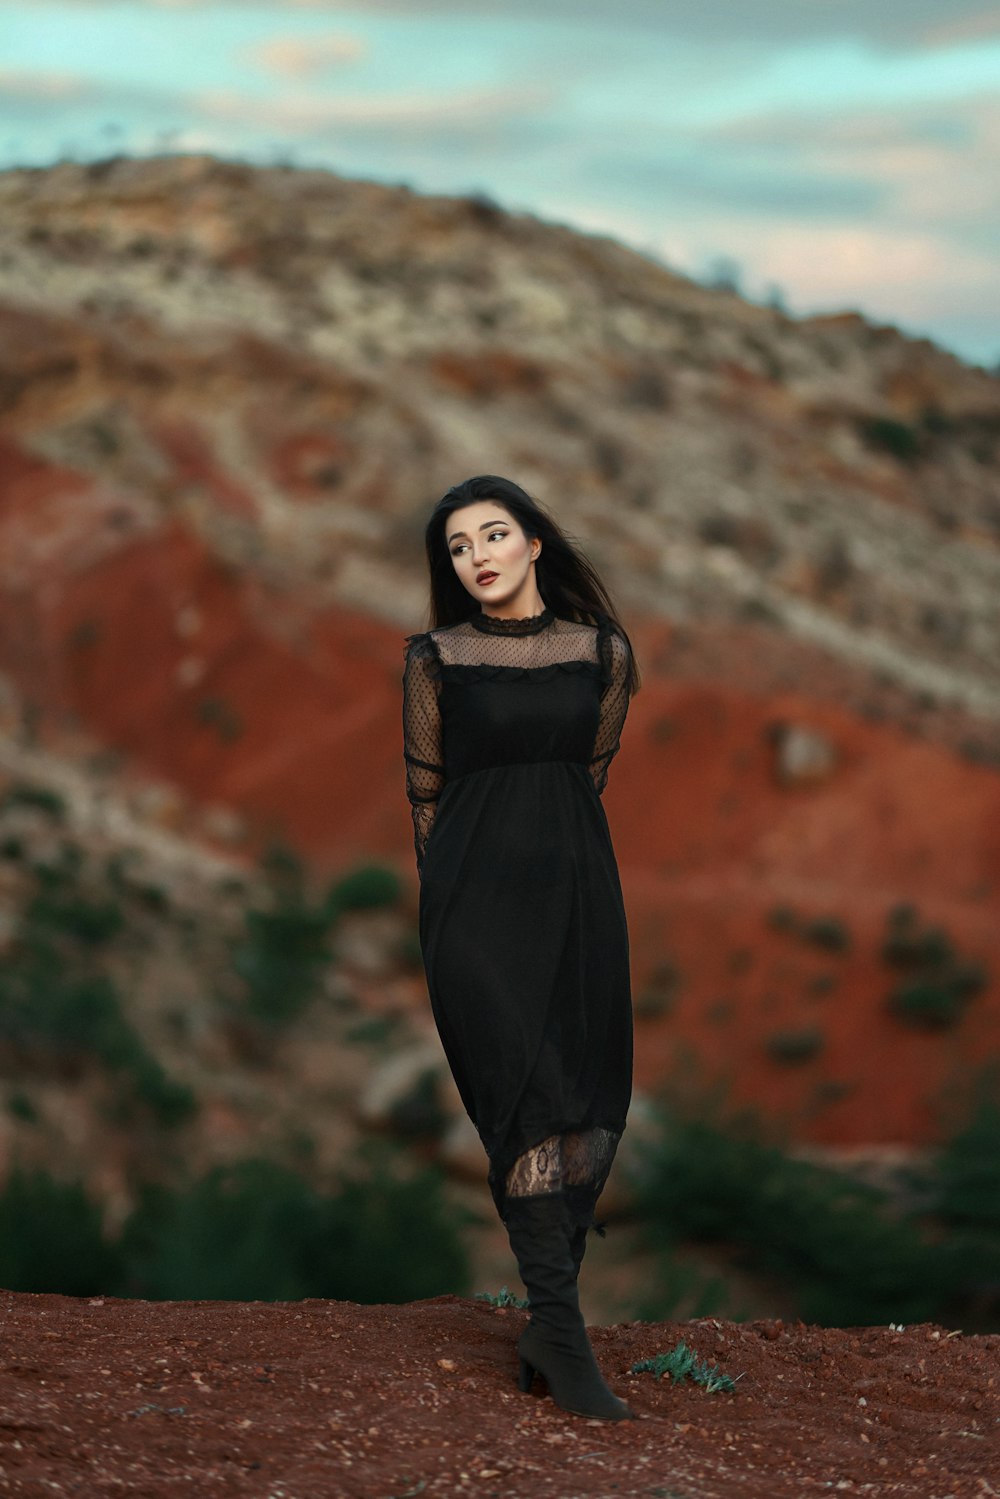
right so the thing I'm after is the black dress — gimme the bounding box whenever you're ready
[401,604,633,1218]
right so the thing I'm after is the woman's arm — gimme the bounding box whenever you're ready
[588,626,631,796]
[402,633,445,877]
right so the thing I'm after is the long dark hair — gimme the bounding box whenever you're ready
[421,475,640,696]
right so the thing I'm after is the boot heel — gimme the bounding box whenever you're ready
[517,1356,536,1393]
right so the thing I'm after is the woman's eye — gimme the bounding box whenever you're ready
[452,531,507,557]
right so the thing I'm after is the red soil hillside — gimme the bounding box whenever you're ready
[1,155,999,1157]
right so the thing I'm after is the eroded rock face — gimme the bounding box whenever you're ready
[769,721,839,785]
[0,154,998,1178]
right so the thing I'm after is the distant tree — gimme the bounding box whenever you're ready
[703,254,744,296]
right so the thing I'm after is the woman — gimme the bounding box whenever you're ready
[401,475,640,1421]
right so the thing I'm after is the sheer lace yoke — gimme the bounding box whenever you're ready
[409,612,615,685]
[401,610,632,875]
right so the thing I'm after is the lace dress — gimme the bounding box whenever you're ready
[401,604,633,1218]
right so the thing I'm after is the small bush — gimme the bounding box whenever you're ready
[6,1090,38,1123]
[476,1285,529,1309]
[881,904,988,1029]
[859,416,922,463]
[29,887,124,945]
[631,1341,739,1393]
[0,1167,122,1295]
[120,1149,470,1303]
[196,697,244,742]
[232,903,332,1028]
[933,1089,1000,1235]
[635,959,682,1019]
[807,973,836,997]
[388,1068,448,1139]
[345,1015,398,1047]
[765,1027,824,1064]
[328,863,401,914]
[801,917,851,953]
[631,1104,941,1326]
[0,784,66,820]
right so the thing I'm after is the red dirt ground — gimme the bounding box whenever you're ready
[1,1290,997,1498]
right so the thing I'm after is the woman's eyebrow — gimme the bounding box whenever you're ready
[447,519,509,543]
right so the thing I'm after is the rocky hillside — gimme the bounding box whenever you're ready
[0,153,998,1176]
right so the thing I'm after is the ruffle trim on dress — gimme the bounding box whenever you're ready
[468,605,556,635]
[440,659,603,685]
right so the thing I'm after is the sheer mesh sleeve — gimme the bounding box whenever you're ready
[588,625,631,796]
[402,633,445,877]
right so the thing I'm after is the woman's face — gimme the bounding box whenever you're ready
[446,501,541,609]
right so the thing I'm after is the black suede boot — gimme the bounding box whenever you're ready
[503,1191,634,1421]
[563,1182,605,1279]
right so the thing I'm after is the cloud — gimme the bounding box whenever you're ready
[918,6,1000,47]
[240,33,368,80]
[0,67,92,101]
[3,0,997,48]
[192,80,556,136]
[699,94,1000,232]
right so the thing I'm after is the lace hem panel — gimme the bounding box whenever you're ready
[410,800,437,876]
[504,1126,621,1200]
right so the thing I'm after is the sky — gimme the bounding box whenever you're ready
[1,1,999,368]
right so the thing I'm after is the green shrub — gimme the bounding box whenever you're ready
[6,1090,38,1123]
[0,1167,122,1295]
[328,864,402,914]
[631,1104,941,1326]
[0,943,195,1127]
[801,917,851,953]
[765,904,851,953]
[232,902,332,1027]
[881,904,988,1029]
[630,1247,737,1322]
[0,784,66,820]
[859,416,921,463]
[387,1068,448,1139]
[807,973,836,997]
[631,1341,739,1393]
[765,1027,824,1064]
[120,1149,470,1303]
[230,845,336,1028]
[28,887,123,945]
[120,1159,331,1300]
[395,929,425,971]
[634,959,682,1019]
[128,1055,199,1128]
[475,1285,529,1309]
[323,1151,471,1303]
[196,696,244,742]
[345,1015,399,1046]
[933,1088,1000,1235]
